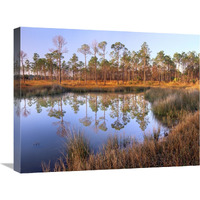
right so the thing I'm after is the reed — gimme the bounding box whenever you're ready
[145,88,199,126]
[65,131,91,171]
[42,111,199,172]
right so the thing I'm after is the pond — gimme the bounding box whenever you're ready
[14,92,168,173]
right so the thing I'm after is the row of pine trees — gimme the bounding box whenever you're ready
[19,35,199,85]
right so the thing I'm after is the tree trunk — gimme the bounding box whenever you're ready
[79,69,81,83]
[143,66,146,84]
[122,65,124,84]
[44,70,46,80]
[23,65,25,83]
[117,67,119,85]
[104,67,106,85]
[187,70,190,83]
[51,65,53,82]
[117,57,119,85]
[85,55,87,84]
[95,58,97,85]
[175,70,176,81]
[59,56,61,84]
[143,58,146,84]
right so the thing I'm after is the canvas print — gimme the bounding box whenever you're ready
[14,27,199,173]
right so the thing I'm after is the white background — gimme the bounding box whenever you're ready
[0,0,199,199]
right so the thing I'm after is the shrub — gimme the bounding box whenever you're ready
[129,80,133,85]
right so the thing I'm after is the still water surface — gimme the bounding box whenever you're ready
[15,92,168,172]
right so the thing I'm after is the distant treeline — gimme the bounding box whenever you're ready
[15,35,200,85]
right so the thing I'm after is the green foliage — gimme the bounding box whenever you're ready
[21,36,200,84]
[129,80,133,85]
[77,44,91,57]
[88,56,98,68]
[110,42,126,69]
[98,41,107,59]
[138,42,151,66]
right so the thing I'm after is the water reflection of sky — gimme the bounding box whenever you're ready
[15,92,168,172]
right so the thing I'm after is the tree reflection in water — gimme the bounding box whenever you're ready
[110,94,124,130]
[89,94,101,133]
[16,92,152,135]
[48,97,70,137]
[79,95,92,127]
[14,99,21,117]
[98,94,110,131]
[134,94,149,131]
[21,99,30,117]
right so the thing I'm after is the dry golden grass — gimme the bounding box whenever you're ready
[17,80,200,90]
[19,80,55,88]
[17,80,199,99]
[145,88,199,126]
[42,111,199,172]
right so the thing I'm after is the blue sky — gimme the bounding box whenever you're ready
[21,27,199,63]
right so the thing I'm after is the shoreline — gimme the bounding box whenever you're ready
[16,80,199,89]
[14,80,199,98]
[42,111,199,172]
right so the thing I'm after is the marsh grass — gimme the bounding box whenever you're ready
[145,88,199,126]
[41,161,51,172]
[17,79,199,98]
[40,87,199,172]
[16,84,64,98]
[42,111,199,172]
[17,83,149,98]
[65,131,91,171]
